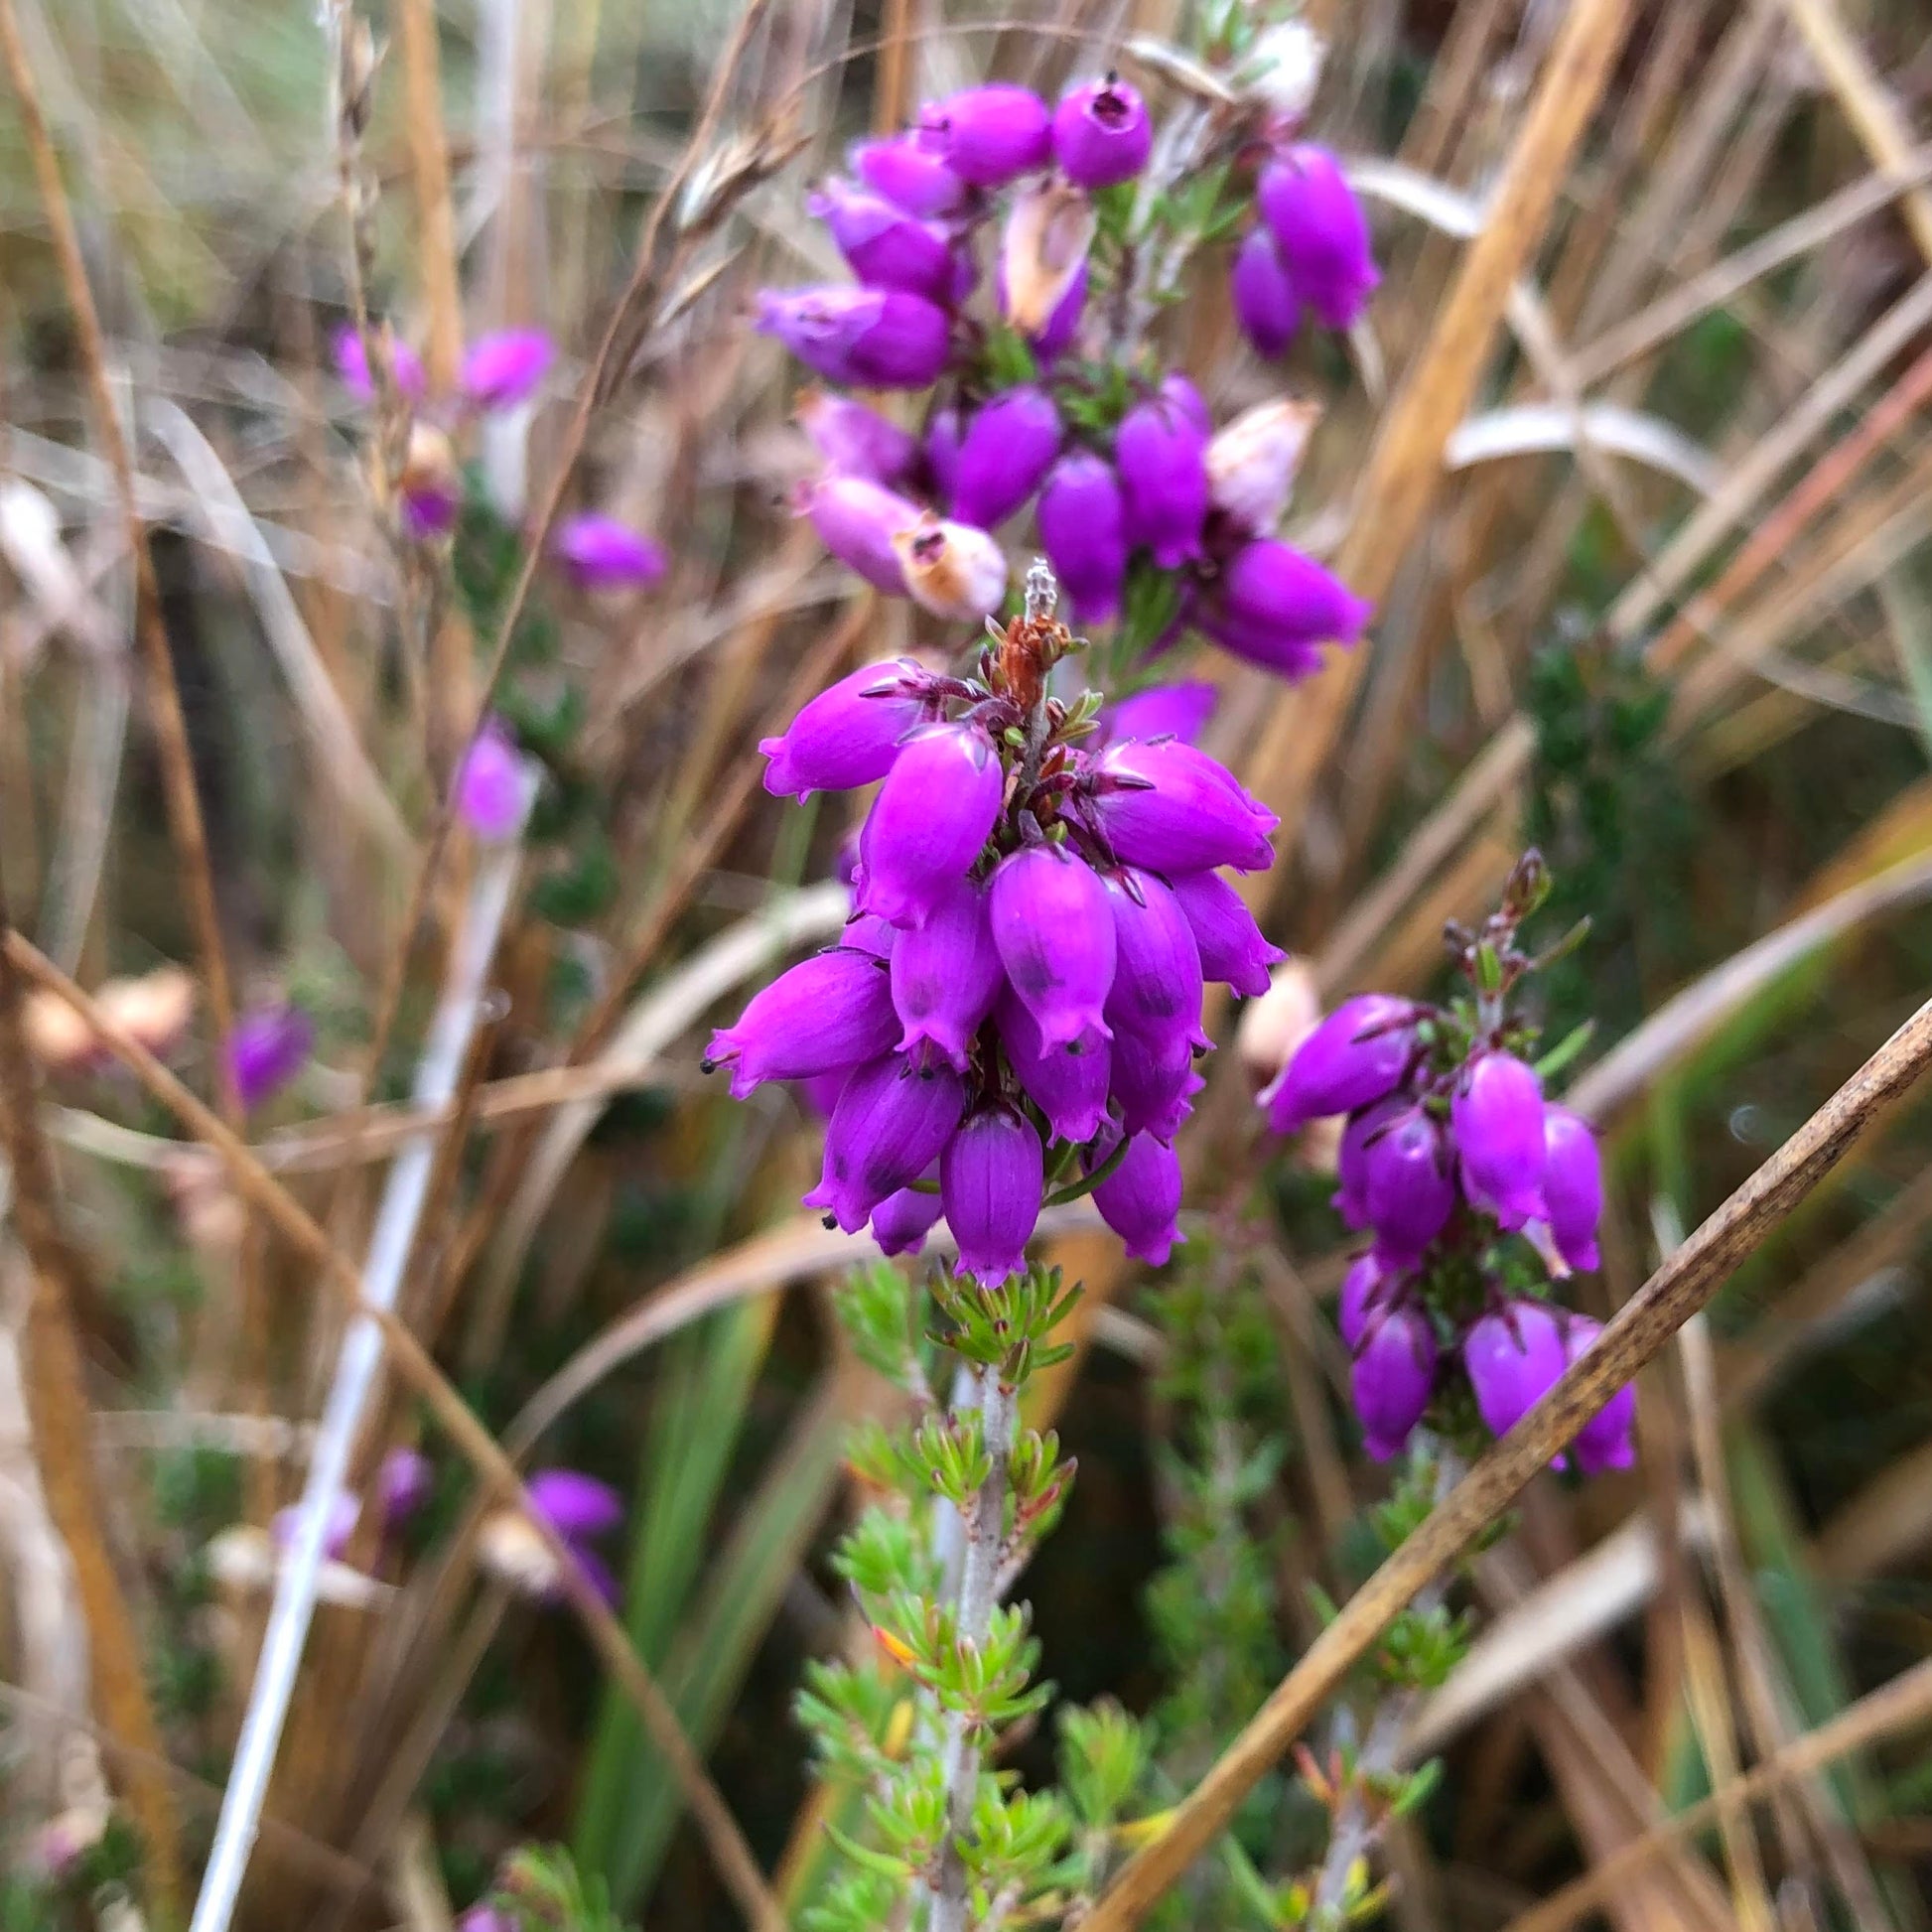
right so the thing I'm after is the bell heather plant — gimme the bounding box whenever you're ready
[756,10,1375,683]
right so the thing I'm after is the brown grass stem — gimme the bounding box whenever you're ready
[1079,993,1932,1931]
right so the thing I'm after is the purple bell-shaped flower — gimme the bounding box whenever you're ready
[1035,451,1128,623]
[1085,739,1279,874]
[804,1054,967,1232]
[759,658,931,799]
[1168,871,1284,998]
[335,326,426,402]
[1230,226,1302,357]
[703,947,898,1098]
[1337,1252,1390,1352]
[923,402,966,502]
[756,287,952,389]
[1352,1305,1437,1461]
[1542,1106,1603,1272]
[1101,681,1217,748]
[1361,1105,1455,1262]
[1089,1129,1182,1265]
[889,874,1004,1071]
[228,1004,315,1112]
[457,718,525,841]
[1332,1093,1404,1227]
[989,845,1118,1048]
[921,83,1052,187]
[800,474,922,593]
[1463,1301,1567,1443]
[860,721,1005,927]
[809,177,957,301]
[797,390,918,485]
[461,329,554,409]
[995,992,1111,1145]
[851,133,968,217]
[1564,1314,1636,1473]
[553,514,667,591]
[870,1180,945,1258]
[1051,76,1152,188]
[1256,143,1379,332]
[1107,1021,1201,1142]
[1262,994,1415,1133]
[1201,539,1372,679]
[950,386,1063,528]
[1102,869,1204,1046]
[1116,386,1209,568]
[1452,1051,1549,1231]
[941,1103,1044,1283]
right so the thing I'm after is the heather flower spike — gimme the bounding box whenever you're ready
[759,658,931,799]
[461,328,554,409]
[228,1004,315,1112]
[702,947,898,1098]
[941,1103,1044,1282]
[553,513,667,590]
[1051,75,1153,189]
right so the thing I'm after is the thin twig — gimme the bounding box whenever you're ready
[1079,994,1932,1931]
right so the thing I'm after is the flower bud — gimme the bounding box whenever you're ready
[1103,869,1204,1045]
[1172,871,1285,1001]
[460,328,554,410]
[1452,1051,1548,1231]
[1463,1302,1567,1443]
[860,721,1005,926]
[798,389,918,483]
[851,132,968,217]
[1052,76,1152,188]
[1361,1105,1454,1262]
[1234,955,1319,1086]
[1564,1314,1636,1472]
[759,658,930,798]
[1352,1305,1436,1461]
[1107,1019,1201,1142]
[334,325,425,402]
[1542,1106,1603,1272]
[1262,994,1414,1133]
[1100,680,1218,748]
[890,874,1004,1070]
[810,177,958,300]
[1202,538,1372,677]
[1089,1129,1182,1265]
[1035,451,1127,623]
[921,83,1051,188]
[1116,387,1209,568]
[1337,1252,1388,1352]
[399,422,459,537]
[1257,143,1378,331]
[950,385,1062,528]
[527,1468,623,1540]
[941,1103,1044,1283]
[1087,738,1278,874]
[380,1448,434,1529]
[870,1179,944,1257]
[553,513,666,590]
[893,515,1008,621]
[1000,179,1095,338]
[228,1004,314,1112]
[990,845,1118,1049]
[457,717,526,840]
[757,286,951,389]
[801,474,922,592]
[804,1052,967,1231]
[996,992,1111,1144]
[1230,227,1302,358]
[1207,398,1321,535]
[704,947,897,1098]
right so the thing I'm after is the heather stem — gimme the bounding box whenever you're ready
[931,1360,1016,1932]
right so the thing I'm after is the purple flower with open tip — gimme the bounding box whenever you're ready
[1263,994,1414,1133]
[1085,738,1278,874]
[989,845,1118,1048]
[759,658,932,799]
[942,1103,1044,1283]
[804,1053,966,1232]
[860,721,1005,927]
[810,177,958,301]
[996,992,1111,1145]
[1169,871,1283,997]
[1353,1304,1438,1460]
[703,946,898,1099]
[1051,76,1152,188]
[920,83,1052,187]
[852,132,968,217]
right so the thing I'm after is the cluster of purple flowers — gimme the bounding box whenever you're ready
[334,324,665,588]
[706,570,1283,1279]
[1265,950,1633,1474]
[756,73,1375,678]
